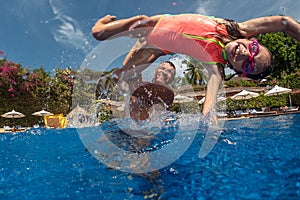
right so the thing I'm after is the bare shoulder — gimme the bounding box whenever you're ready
[148,15,164,23]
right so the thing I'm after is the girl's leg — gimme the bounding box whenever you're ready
[92,15,149,40]
[114,38,165,80]
[92,15,162,40]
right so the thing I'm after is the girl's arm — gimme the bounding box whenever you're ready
[238,16,300,41]
[202,65,223,124]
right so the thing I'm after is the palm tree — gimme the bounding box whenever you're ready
[183,58,205,85]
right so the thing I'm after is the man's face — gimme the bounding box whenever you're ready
[152,62,176,84]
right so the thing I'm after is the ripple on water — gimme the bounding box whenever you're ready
[0,114,299,199]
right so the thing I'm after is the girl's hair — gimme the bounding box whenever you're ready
[213,19,244,44]
[245,65,273,80]
[224,63,274,81]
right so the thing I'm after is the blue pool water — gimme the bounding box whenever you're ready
[1,114,299,200]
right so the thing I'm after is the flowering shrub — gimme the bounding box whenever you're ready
[0,56,77,126]
[0,58,74,100]
[0,59,30,97]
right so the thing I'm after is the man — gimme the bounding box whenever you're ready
[96,61,176,121]
[127,61,176,120]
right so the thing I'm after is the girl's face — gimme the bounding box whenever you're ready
[225,38,271,76]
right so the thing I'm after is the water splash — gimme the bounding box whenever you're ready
[73,27,226,172]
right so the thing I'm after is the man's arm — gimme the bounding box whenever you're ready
[238,16,300,42]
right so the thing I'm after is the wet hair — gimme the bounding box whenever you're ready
[224,63,274,81]
[224,19,244,40]
[245,65,273,80]
[212,19,244,44]
[162,61,176,70]
[159,61,176,76]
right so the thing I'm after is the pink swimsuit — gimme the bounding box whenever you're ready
[146,14,229,65]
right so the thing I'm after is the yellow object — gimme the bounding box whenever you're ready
[44,113,67,128]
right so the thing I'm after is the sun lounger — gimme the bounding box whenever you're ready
[3,126,12,132]
[286,107,299,112]
[15,125,25,130]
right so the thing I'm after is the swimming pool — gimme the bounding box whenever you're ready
[1,114,299,199]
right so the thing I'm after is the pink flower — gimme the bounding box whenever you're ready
[8,87,14,93]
